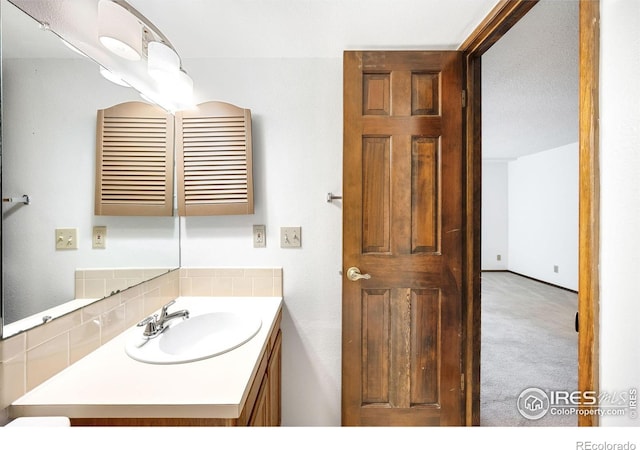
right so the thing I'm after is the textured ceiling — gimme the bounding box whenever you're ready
[126,0,501,58]
[481,0,579,160]
[2,1,65,58]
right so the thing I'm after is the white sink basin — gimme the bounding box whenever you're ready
[125,311,262,364]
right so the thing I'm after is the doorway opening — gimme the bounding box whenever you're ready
[460,0,599,426]
[478,0,579,426]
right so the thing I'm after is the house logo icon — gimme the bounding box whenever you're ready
[525,395,544,411]
[517,387,550,420]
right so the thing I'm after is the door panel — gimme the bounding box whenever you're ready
[412,137,440,254]
[342,51,464,426]
[362,137,391,253]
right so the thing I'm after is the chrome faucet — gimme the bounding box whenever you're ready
[137,300,189,338]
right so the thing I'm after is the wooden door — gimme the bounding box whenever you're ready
[342,51,465,426]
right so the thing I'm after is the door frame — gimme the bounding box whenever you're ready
[458,0,600,426]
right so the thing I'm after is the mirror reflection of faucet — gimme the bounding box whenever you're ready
[137,300,189,339]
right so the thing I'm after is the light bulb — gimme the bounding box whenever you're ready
[98,0,142,61]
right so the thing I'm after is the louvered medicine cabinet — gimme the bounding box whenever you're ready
[95,101,253,216]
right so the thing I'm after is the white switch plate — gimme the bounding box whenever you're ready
[93,226,107,249]
[55,228,78,250]
[280,227,301,248]
[253,225,266,248]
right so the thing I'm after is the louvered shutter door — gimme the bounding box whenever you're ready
[176,101,254,216]
[95,102,174,216]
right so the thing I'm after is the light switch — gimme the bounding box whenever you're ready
[280,227,301,248]
[93,226,107,249]
[55,228,78,250]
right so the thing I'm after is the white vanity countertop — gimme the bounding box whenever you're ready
[11,296,283,419]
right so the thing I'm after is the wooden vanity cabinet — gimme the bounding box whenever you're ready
[248,329,282,426]
[71,311,282,427]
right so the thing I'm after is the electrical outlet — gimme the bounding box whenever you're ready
[280,227,301,248]
[93,226,107,249]
[497,254,502,261]
[55,228,78,250]
[253,225,266,248]
[554,265,559,273]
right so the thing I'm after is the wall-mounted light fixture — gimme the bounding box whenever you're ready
[10,0,195,113]
[95,0,194,111]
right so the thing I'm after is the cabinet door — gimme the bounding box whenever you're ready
[248,329,281,426]
[95,101,174,216]
[175,101,254,216]
[249,376,269,426]
[268,330,282,426]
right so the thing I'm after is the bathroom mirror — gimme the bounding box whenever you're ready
[0,0,180,338]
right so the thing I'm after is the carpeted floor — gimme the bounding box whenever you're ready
[480,271,578,426]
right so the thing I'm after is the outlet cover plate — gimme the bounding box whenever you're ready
[280,227,301,248]
[253,225,266,248]
[93,226,107,249]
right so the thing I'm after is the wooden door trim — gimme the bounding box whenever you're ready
[459,0,539,56]
[458,0,600,426]
[577,0,600,427]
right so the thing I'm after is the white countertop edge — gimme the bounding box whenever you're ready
[11,296,283,420]
[10,404,242,419]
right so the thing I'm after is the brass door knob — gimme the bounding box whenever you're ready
[346,267,371,281]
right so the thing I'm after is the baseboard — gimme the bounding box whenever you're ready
[481,270,578,294]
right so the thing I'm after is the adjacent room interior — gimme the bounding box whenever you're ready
[480,0,579,426]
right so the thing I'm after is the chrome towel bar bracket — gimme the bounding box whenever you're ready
[327,192,342,203]
[2,194,30,205]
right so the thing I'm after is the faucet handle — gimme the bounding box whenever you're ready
[161,300,176,315]
[137,314,161,337]
[137,315,157,327]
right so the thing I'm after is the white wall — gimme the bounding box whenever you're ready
[180,57,343,426]
[599,0,640,426]
[507,143,578,291]
[480,0,578,282]
[481,161,509,270]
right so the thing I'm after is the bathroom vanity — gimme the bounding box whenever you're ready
[10,296,282,426]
